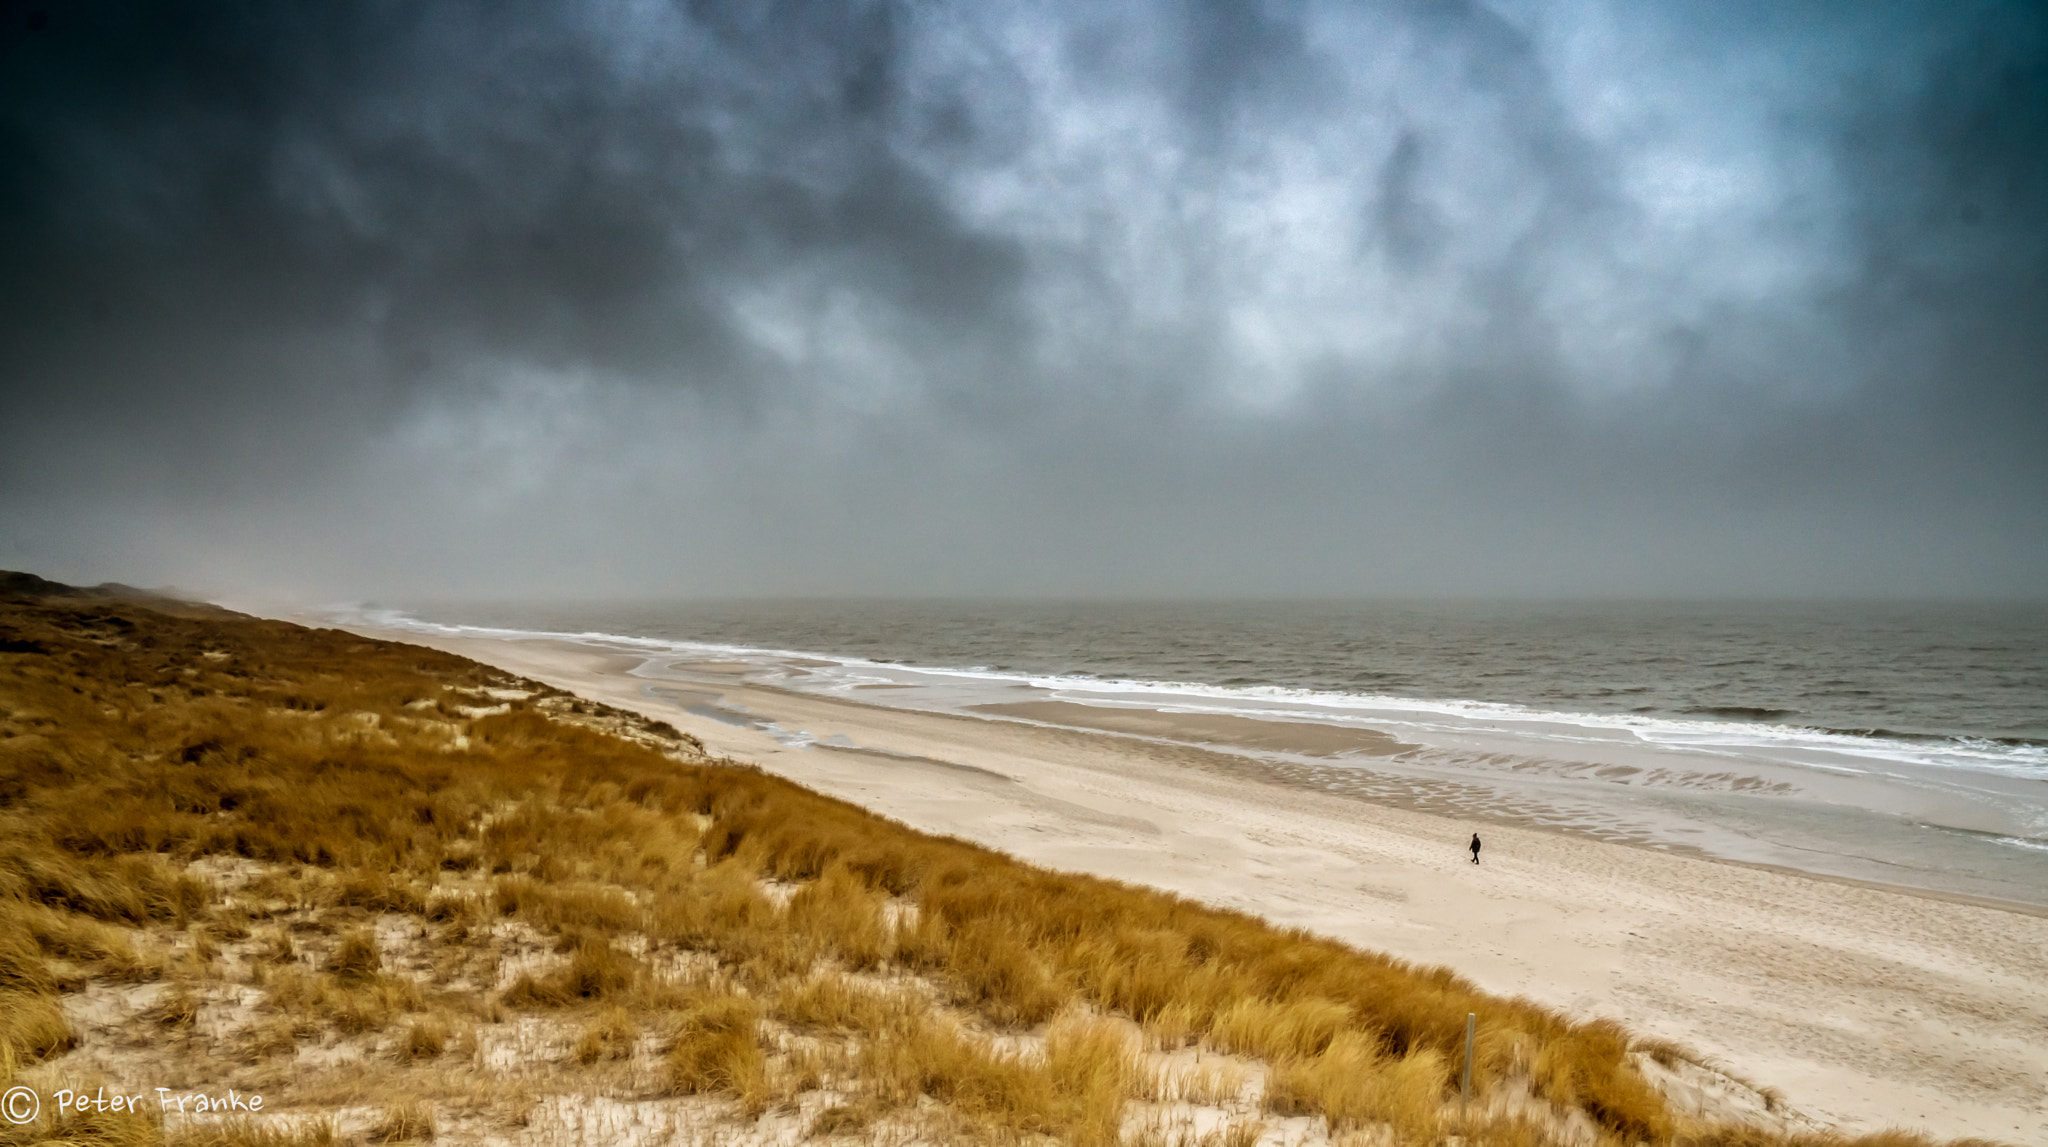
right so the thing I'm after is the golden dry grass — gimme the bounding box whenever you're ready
[662,994,770,1115]
[571,1006,635,1065]
[0,574,2001,1147]
[367,1099,434,1143]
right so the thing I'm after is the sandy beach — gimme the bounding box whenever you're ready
[361,628,2048,1143]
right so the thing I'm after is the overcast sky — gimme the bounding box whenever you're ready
[2,0,2044,599]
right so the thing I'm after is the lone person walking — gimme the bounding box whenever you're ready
[1469,833,1482,864]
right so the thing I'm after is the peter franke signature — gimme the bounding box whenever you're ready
[2,1086,267,1123]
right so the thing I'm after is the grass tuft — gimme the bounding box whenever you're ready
[169,1118,342,1147]
[1533,1018,1673,1144]
[368,1098,435,1143]
[501,940,639,1008]
[663,995,769,1115]
[573,1005,638,1065]
[399,1017,447,1062]
[322,929,381,982]
[1266,1032,1446,1139]
[0,988,76,1064]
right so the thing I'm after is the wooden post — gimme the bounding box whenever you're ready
[1461,1012,1476,1102]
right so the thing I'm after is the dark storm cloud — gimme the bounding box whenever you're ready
[1371,131,1443,272]
[0,0,2043,597]
[1834,6,2048,439]
[1,1,1027,447]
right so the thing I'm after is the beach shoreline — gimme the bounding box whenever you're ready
[320,600,2048,913]
[326,622,2048,1142]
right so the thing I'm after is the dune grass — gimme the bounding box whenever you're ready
[0,574,2007,1146]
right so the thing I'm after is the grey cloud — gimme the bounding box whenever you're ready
[1,1,1025,444]
[1371,131,1443,272]
[0,0,2043,597]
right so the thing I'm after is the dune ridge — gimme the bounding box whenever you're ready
[0,577,2020,1146]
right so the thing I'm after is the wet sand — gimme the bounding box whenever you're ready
[350,628,2048,1142]
[972,700,1412,757]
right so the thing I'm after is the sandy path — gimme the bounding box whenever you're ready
[390,633,2046,1143]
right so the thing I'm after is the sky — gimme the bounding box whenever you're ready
[2,0,2044,600]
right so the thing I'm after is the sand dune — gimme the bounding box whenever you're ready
[371,631,2048,1143]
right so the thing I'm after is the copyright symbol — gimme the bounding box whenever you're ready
[1,1086,37,1124]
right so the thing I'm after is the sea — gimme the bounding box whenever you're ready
[348,599,2048,909]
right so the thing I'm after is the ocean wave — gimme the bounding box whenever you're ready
[333,606,2048,781]
[1686,705,1801,721]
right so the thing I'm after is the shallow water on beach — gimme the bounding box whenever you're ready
[357,599,2048,907]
